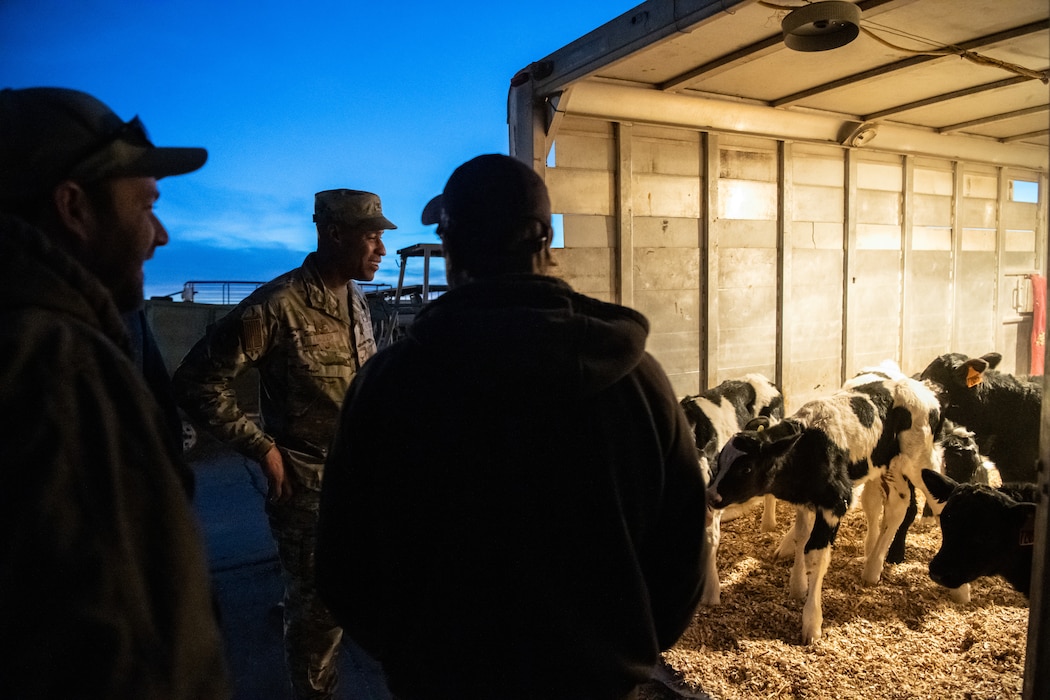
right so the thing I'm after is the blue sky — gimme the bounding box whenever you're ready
[1,0,639,298]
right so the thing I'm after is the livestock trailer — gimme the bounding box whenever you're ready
[506,0,1048,695]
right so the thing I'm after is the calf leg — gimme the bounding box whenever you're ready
[761,494,778,533]
[862,469,911,585]
[801,545,831,645]
[776,507,809,561]
[720,495,764,523]
[788,507,816,600]
[800,509,839,645]
[886,483,917,564]
[859,481,883,560]
[699,508,722,605]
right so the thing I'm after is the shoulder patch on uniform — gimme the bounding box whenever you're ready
[242,317,264,354]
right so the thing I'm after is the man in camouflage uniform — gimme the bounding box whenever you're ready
[173,189,395,699]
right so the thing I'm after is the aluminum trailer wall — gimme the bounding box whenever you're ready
[531,114,1046,407]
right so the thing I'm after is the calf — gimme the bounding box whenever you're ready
[938,421,1000,487]
[885,419,1001,566]
[679,373,783,605]
[844,361,925,564]
[922,469,1039,596]
[709,376,940,644]
[920,351,1042,482]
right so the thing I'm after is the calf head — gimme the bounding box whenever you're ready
[709,420,801,508]
[939,426,990,486]
[919,352,1002,402]
[922,469,1035,594]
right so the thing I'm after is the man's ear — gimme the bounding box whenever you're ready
[320,221,352,249]
[51,180,96,245]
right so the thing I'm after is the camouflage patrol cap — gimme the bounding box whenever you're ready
[0,86,207,207]
[313,189,397,230]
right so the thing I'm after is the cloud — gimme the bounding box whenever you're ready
[159,179,315,251]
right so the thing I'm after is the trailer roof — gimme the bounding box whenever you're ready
[512,0,1048,168]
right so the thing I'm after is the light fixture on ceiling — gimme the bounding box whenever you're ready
[782,1,861,52]
[838,121,879,147]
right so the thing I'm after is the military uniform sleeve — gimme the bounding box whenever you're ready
[172,300,276,462]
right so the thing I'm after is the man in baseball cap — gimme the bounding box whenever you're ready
[0,87,229,698]
[317,154,707,699]
[0,86,207,311]
[0,86,207,207]
[420,153,552,284]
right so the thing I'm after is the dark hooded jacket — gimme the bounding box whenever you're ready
[0,213,229,699]
[317,274,706,700]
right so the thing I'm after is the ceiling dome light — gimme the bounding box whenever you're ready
[838,121,879,147]
[782,1,861,52]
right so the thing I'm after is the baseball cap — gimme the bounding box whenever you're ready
[0,87,207,205]
[313,189,397,230]
[421,154,551,234]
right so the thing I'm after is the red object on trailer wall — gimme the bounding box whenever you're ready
[1031,274,1046,376]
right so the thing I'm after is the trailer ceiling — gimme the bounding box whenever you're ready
[516,0,1049,163]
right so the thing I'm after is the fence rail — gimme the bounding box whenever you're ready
[178,281,266,305]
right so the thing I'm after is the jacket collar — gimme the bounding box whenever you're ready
[299,252,349,321]
[0,213,131,355]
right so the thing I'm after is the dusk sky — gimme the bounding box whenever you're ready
[1,1,639,299]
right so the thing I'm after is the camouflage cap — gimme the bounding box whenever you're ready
[313,189,397,230]
[0,87,207,206]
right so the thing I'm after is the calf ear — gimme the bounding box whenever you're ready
[765,419,801,441]
[1008,502,1037,547]
[980,352,1002,370]
[762,422,803,460]
[922,468,958,503]
[956,358,989,389]
[744,416,771,431]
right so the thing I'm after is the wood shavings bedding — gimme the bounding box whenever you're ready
[649,501,1028,700]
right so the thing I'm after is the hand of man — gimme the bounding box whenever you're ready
[261,445,293,504]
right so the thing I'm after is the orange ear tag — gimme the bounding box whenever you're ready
[966,366,982,388]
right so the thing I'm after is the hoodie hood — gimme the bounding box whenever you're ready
[406,275,649,400]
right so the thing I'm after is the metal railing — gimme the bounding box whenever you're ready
[179,281,265,305]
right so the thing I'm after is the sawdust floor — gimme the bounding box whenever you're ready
[654,500,1028,700]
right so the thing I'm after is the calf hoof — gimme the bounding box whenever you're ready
[861,561,883,586]
[800,623,823,645]
[773,538,795,560]
[886,545,905,565]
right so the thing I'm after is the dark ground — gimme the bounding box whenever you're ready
[190,441,393,700]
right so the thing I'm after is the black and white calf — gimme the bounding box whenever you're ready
[679,373,783,605]
[920,351,1042,482]
[922,469,1039,596]
[708,376,941,644]
[848,362,1000,566]
[882,418,1001,568]
[938,421,1000,487]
